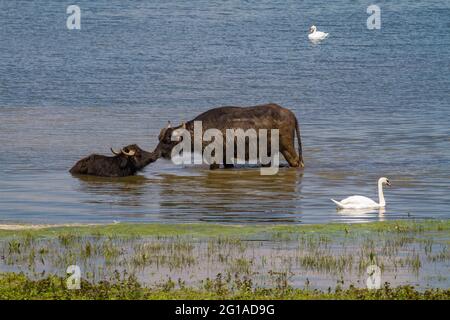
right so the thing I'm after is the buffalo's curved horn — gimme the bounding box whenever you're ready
[167,121,171,128]
[111,148,122,155]
[121,149,136,156]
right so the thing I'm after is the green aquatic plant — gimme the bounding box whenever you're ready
[58,233,76,247]
[8,239,21,255]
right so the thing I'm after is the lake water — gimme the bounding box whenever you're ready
[1,1,449,224]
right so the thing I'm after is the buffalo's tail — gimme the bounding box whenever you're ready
[294,116,304,167]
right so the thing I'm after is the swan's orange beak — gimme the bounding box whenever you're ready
[386,181,391,186]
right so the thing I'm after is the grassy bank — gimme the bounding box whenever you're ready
[0,219,448,299]
[0,273,449,300]
[0,219,448,239]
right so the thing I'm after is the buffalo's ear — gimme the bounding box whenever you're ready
[159,121,172,140]
[158,128,166,141]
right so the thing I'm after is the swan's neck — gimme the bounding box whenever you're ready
[378,181,385,207]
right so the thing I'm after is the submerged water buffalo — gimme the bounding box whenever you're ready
[155,103,304,169]
[69,144,158,177]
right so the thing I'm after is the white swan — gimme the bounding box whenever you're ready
[308,25,329,41]
[331,177,391,209]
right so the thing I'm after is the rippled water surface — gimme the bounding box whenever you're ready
[1,1,449,224]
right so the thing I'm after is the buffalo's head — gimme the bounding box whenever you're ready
[156,121,187,159]
[111,144,158,169]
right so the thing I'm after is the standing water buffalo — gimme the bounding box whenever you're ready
[69,144,158,177]
[154,103,304,169]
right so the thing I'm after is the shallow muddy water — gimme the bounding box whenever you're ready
[1,230,448,290]
[1,1,449,224]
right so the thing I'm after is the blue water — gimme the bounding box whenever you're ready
[0,1,449,224]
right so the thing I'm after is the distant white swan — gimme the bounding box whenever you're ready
[331,177,391,209]
[308,25,329,41]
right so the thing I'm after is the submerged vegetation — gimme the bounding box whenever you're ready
[0,219,448,299]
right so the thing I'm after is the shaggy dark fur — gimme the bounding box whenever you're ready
[155,103,304,169]
[69,144,159,177]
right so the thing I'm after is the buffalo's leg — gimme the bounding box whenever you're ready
[281,146,301,167]
[210,163,220,170]
[209,155,233,169]
[223,153,234,169]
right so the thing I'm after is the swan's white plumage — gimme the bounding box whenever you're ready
[331,177,391,210]
[308,25,328,41]
[331,196,379,209]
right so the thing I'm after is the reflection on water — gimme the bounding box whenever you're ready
[68,168,304,223]
[337,208,386,223]
[74,175,150,208]
[157,168,303,223]
[5,158,436,224]
[0,152,448,224]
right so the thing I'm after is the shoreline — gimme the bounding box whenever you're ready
[0,218,447,232]
[0,223,103,231]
